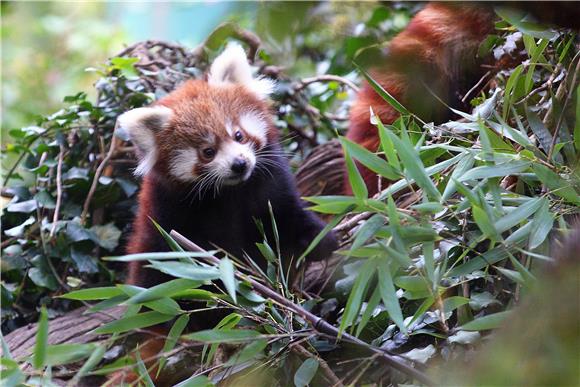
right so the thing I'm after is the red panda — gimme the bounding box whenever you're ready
[111,43,338,384]
[118,43,338,289]
[346,3,496,196]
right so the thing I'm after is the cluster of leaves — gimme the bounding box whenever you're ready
[1,4,579,387]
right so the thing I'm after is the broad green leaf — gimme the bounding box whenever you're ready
[495,198,543,233]
[125,279,201,305]
[495,7,557,40]
[220,258,237,304]
[378,262,406,332]
[459,161,530,182]
[44,343,97,366]
[442,153,475,201]
[533,164,580,204]
[225,339,268,366]
[93,311,174,334]
[443,297,470,314]
[33,306,48,369]
[472,205,499,240]
[294,358,319,387]
[529,199,554,249]
[460,311,511,331]
[496,267,526,286]
[350,214,385,252]
[60,287,123,300]
[185,329,260,343]
[339,137,399,180]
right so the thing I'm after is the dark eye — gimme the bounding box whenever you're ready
[234,130,244,142]
[202,147,216,159]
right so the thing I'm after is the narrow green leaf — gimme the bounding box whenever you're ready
[443,296,470,314]
[378,262,406,333]
[460,311,511,331]
[185,329,260,343]
[339,258,376,336]
[33,306,48,370]
[495,198,543,234]
[472,205,499,240]
[376,116,401,170]
[150,217,185,252]
[339,137,399,180]
[135,350,155,387]
[220,258,237,304]
[355,287,381,337]
[174,375,213,387]
[159,314,190,373]
[294,358,319,387]
[44,343,97,366]
[104,251,218,262]
[59,287,123,300]
[529,199,554,249]
[70,345,106,383]
[147,261,220,281]
[459,161,530,182]
[225,339,268,366]
[533,164,580,204]
[343,146,368,199]
[299,211,349,262]
[502,64,524,119]
[256,242,277,263]
[382,125,441,200]
[125,279,201,305]
[442,153,475,201]
[93,311,174,334]
[350,214,385,252]
[355,63,409,115]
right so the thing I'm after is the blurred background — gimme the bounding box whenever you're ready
[1,1,412,140]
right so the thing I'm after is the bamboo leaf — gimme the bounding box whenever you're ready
[339,258,376,336]
[294,358,319,387]
[378,261,406,333]
[32,306,49,370]
[220,258,237,304]
[355,63,409,115]
[93,311,174,334]
[460,311,511,331]
[125,279,201,305]
[59,287,123,300]
[339,137,399,180]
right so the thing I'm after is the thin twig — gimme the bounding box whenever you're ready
[50,144,65,238]
[81,135,118,225]
[461,70,491,103]
[296,75,360,93]
[169,230,435,387]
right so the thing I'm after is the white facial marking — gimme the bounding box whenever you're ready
[116,106,172,176]
[225,121,234,136]
[169,148,199,183]
[210,140,256,185]
[208,42,275,100]
[239,112,268,146]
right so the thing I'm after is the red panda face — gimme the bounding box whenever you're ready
[116,43,276,191]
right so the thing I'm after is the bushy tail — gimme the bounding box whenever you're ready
[346,3,495,195]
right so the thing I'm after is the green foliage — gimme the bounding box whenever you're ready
[1,3,579,386]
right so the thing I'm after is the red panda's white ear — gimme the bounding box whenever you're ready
[115,106,172,176]
[208,42,275,100]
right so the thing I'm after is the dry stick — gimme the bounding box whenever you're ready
[50,144,65,238]
[169,230,434,387]
[547,55,580,160]
[296,75,360,93]
[81,135,118,225]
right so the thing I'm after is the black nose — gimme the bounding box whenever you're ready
[231,158,247,174]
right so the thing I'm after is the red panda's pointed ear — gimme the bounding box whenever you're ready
[208,42,275,100]
[115,106,172,176]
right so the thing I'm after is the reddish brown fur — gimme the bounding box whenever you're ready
[346,3,495,195]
